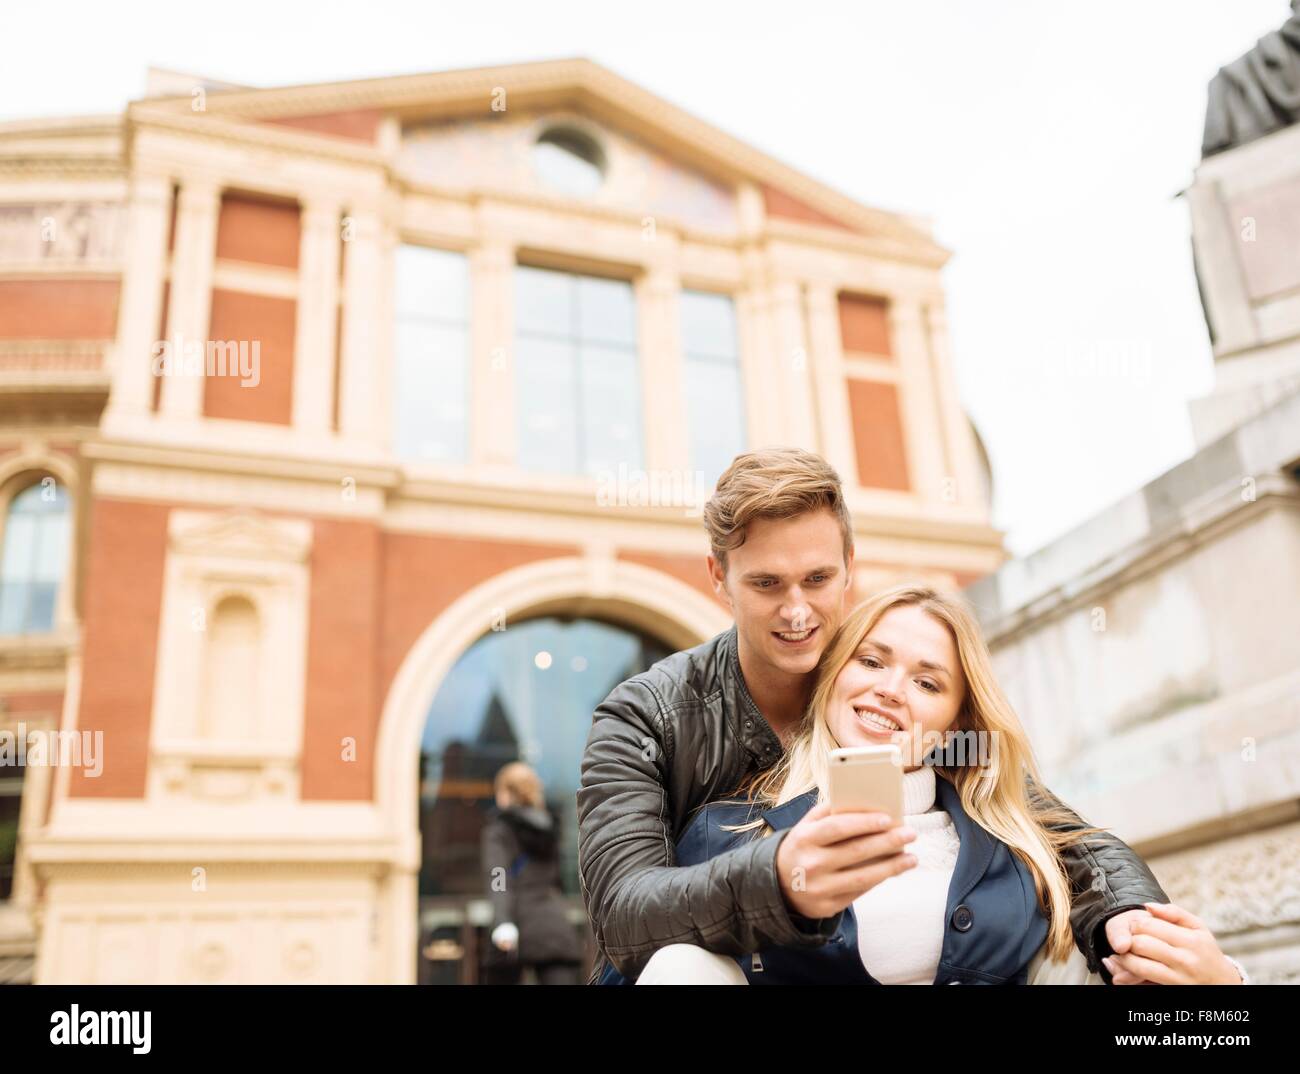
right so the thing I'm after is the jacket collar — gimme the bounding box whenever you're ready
[759,764,997,905]
[723,626,784,766]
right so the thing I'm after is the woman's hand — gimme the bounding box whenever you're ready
[1102,902,1243,984]
[491,922,519,953]
[774,801,917,920]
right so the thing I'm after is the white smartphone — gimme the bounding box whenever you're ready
[827,745,904,823]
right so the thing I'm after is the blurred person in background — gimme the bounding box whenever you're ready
[480,762,584,984]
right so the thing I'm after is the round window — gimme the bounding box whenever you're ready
[532,126,606,196]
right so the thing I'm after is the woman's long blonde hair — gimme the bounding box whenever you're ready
[725,583,1109,963]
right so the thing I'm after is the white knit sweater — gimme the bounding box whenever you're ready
[852,764,960,984]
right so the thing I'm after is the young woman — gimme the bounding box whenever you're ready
[627,584,1248,985]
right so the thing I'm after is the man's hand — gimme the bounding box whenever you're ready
[775,801,917,920]
[1103,902,1243,985]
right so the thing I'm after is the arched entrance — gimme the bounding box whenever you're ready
[417,615,672,983]
[374,556,730,983]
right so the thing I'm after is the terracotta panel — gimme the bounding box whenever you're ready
[762,183,855,233]
[203,289,296,425]
[838,292,892,356]
[0,691,63,717]
[0,279,120,339]
[847,378,911,491]
[215,193,301,269]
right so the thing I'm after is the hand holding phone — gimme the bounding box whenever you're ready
[774,746,916,920]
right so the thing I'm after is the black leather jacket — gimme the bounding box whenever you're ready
[576,625,1168,984]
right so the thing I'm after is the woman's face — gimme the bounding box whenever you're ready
[827,604,967,772]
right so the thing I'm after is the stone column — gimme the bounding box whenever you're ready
[107,172,173,419]
[337,207,384,444]
[159,180,220,419]
[804,282,859,486]
[635,262,689,474]
[767,278,818,450]
[923,302,986,511]
[735,248,782,448]
[292,198,341,435]
[889,298,947,500]
[468,239,516,467]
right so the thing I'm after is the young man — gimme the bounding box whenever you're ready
[575,447,1168,985]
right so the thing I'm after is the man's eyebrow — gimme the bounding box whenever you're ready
[860,639,952,677]
[740,565,839,581]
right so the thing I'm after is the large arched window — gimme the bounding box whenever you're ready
[417,616,671,902]
[0,479,70,635]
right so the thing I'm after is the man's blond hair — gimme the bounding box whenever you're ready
[702,447,853,573]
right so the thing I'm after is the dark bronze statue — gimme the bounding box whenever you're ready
[1202,1,1300,157]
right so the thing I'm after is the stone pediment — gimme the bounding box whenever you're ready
[126,57,943,256]
[167,507,311,564]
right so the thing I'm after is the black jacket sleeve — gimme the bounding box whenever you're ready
[1032,778,1169,984]
[576,677,840,979]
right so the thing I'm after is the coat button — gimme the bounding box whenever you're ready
[951,905,973,932]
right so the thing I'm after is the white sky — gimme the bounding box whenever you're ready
[3,0,1287,554]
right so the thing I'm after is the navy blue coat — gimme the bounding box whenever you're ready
[598,773,1048,985]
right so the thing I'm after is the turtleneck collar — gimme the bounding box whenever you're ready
[902,764,937,814]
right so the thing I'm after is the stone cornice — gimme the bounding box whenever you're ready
[398,175,947,270]
[126,103,387,169]
[981,474,1300,645]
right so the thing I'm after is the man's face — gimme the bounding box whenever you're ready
[708,507,853,680]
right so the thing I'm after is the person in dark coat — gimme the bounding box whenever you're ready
[480,762,584,985]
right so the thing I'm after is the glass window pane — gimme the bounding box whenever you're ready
[0,516,35,581]
[680,290,737,358]
[396,245,468,322]
[576,276,636,346]
[33,514,70,582]
[514,266,643,477]
[13,483,63,513]
[24,583,55,633]
[533,130,605,197]
[0,582,26,635]
[516,335,579,473]
[578,344,642,477]
[515,265,572,337]
[393,321,469,462]
[684,357,746,489]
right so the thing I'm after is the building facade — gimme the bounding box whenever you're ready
[0,59,999,983]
